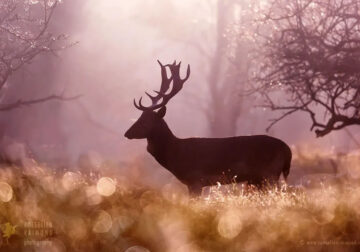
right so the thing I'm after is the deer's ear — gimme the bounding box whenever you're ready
[157,106,167,118]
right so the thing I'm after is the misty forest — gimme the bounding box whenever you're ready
[0,0,360,251]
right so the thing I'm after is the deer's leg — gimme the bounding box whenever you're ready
[268,175,281,189]
[188,184,203,196]
[247,178,265,190]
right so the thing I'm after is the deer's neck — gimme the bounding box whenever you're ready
[146,120,176,167]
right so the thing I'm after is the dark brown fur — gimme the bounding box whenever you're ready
[125,61,291,194]
[125,109,292,194]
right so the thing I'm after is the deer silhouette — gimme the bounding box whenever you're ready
[125,60,292,194]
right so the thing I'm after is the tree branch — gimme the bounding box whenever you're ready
[0,94,81,111]
[249,0,360,137]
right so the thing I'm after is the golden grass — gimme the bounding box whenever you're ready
[0,150,359,252]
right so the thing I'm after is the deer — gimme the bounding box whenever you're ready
[124,60,292,194]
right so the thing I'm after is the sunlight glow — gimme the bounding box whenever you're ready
[85,185,102,205]
[217,209,243,239]
[96,177,116,196]
[0,181,13,202]
[62,172,83,191]
[93,210,112,233]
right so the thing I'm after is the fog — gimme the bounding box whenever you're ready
[2,0,359,166]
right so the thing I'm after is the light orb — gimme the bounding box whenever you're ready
[97,177,116,197]
[0,182,13,202]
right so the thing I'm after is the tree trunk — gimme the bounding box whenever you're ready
[206,0,242,137]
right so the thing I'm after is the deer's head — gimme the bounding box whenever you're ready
[124,60,190,139]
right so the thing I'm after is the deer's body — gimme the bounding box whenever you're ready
[145,117,291,193]
[125,60,292,194]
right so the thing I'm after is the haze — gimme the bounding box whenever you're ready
[2,0,358,167]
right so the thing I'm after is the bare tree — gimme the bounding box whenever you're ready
[251,0,360,137]
[0,0,77,111]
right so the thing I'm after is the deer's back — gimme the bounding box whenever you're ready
[167,135,291,184]
[176,135,289,160]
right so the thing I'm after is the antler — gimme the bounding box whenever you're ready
[134,60,190,111]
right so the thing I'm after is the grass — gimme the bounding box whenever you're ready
[0,149,359,251]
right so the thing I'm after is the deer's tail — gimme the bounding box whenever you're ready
[282,146,292,181]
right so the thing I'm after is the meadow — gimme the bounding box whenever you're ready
[0,148,359,252]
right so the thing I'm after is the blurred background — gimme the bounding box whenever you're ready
[1,0,359,174]
[0,2,360,251]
